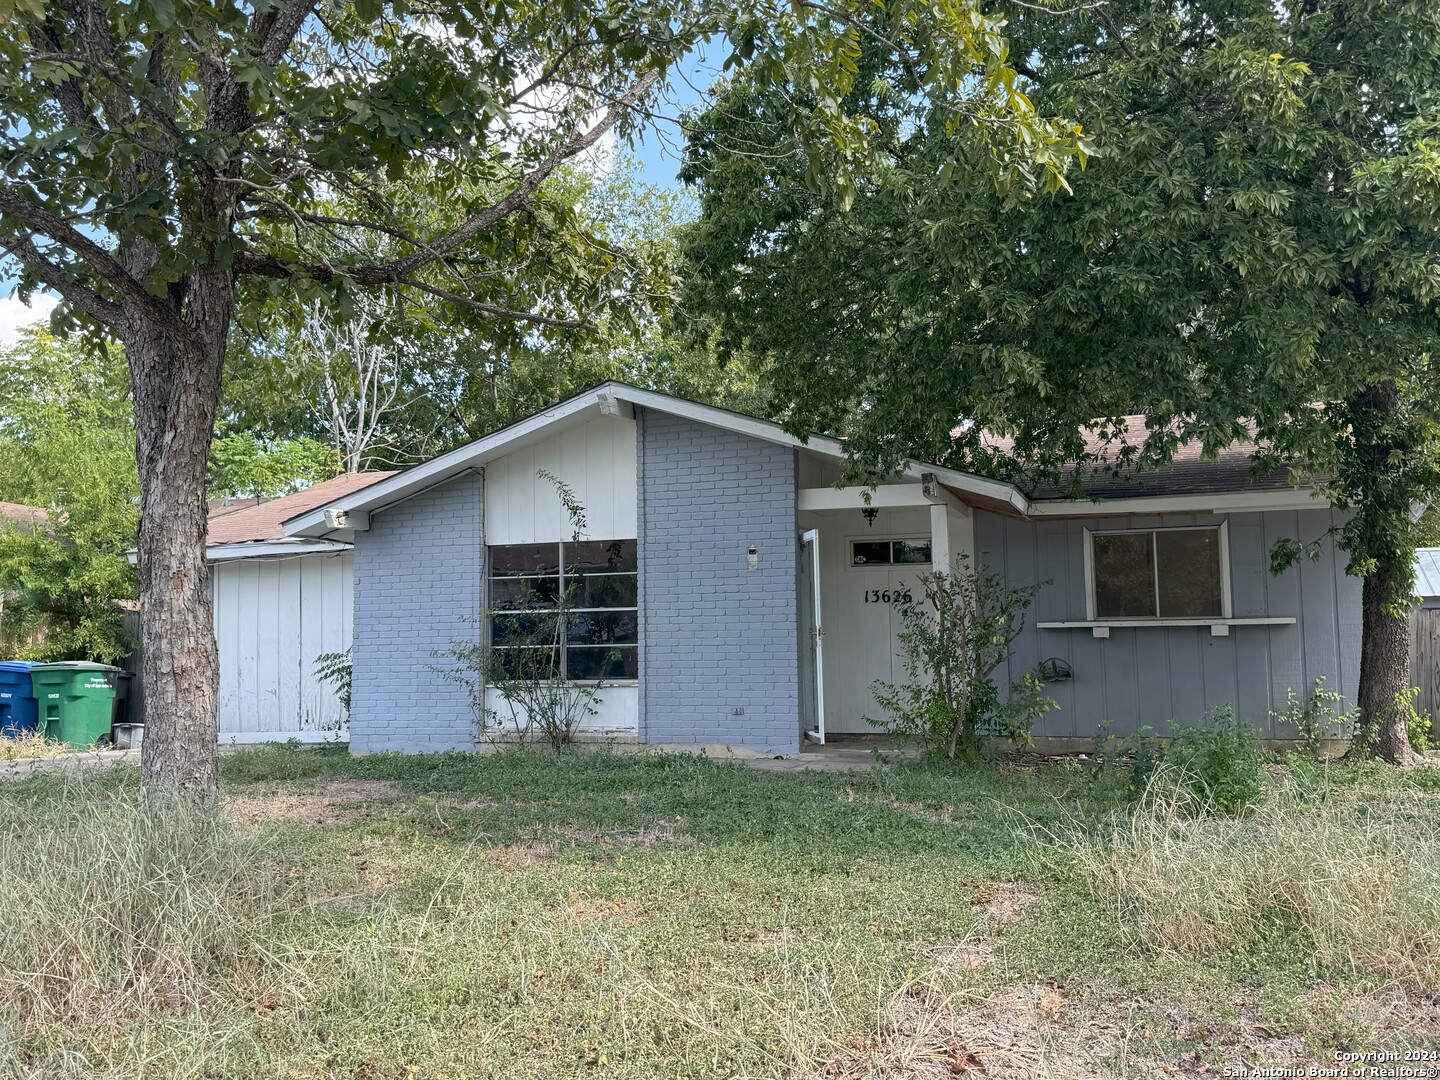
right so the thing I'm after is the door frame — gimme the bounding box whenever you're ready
[800,528,825,744]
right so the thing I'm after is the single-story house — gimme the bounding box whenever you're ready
[283,384,1360,756]
[206,471,393,742]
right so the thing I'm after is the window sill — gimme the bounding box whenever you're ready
[1036,618,1297,639]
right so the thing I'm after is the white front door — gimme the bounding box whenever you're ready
[798,529,825,743]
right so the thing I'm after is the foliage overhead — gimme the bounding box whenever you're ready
[219,159,765,463]
[682,0,1440,603]
[0,0,1085,338]
[206,432,338,500]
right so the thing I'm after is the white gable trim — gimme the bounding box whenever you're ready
[1027,487,1325,517]
[281,382,1324,535]
[207,539,353,562]
[284,383,1028,537]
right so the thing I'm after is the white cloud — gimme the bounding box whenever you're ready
[0,292,58,350]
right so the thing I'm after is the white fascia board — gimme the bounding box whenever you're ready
[283,382,865,539]
[207,539,352,562]
[798,484,930,511]
[1027,487,1325,517]
[901,462,1032,514]
[612,384,851,458]
[284,391,606,537]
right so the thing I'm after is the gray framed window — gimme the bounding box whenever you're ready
[1085,524,1230,620]
[488,539,638,679]
[851,538,932,567]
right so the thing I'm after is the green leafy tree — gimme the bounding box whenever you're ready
[0,0,1082,802]
[683,0,1440,764]
[0,329,137,662]
[221,157,765,464]
[207,432,337,499]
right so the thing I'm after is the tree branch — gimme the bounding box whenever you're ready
[346,67,661,283]
[252,0,321,67]
[0,186,190,338]
[398,278,597,329]
[7,235,125,329]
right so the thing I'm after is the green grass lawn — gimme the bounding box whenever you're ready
[1,746,1438,1079]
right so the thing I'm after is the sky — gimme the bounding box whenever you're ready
[0,292,57,349]
[628,44,724,190]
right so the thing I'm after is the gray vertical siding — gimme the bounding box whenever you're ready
[977,508,1361,739]
[638,409,800,755]
[349,472,483,753]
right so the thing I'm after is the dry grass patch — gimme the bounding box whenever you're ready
[226,778,400,828]
[488,838,559,869]
[0,733,71,762]
[817,979,1105,1080]
[549,817,692,847]
[1066,779,1440,986]
[970,880,1038,924]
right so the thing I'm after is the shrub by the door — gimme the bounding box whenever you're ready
[868,559,1053,761]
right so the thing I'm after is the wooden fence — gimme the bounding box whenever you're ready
[1409,607,1440,725]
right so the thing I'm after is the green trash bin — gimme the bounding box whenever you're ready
[29,662,121,747]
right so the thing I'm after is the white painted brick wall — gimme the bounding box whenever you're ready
[638,410,800,755]
[349,472,482,753]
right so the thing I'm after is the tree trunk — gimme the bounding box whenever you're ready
[1354,553,1421,765]
[125,275,231,802]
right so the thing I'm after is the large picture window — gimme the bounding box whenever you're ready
[1087,526,1228,620]
[488,539,638,679]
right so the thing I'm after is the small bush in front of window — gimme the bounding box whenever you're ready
[433,585,616,750]
[867,558,1055,762]
[1157,706,1268,816]
[1270,676,1358,761]
[431,472,629,749]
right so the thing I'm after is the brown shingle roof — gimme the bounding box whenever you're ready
[986,414,1295,500]
[206,472,397,547]
[0,500,48,530]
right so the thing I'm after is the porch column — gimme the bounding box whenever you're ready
[928,501,975,575]
[930,502,952,574]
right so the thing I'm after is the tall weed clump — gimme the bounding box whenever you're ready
[0,774,276,1058]
[1067,773,1440,985]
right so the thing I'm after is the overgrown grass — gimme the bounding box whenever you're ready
[0,733,70,762]
[0,746,1436,1078]
[1065,767,1440,987]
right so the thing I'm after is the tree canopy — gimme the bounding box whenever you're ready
[0,0,1087,798]
[0,329,136,662]
[681,0,1440,760]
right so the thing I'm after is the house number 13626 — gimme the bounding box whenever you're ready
[863,589,912,604]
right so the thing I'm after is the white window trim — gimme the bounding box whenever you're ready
[485,539,639,683]
[846,535,934,571]
[1081,521,1233,622]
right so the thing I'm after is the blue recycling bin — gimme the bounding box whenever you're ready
[0,661,40,738]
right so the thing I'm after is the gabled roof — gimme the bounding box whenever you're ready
[283,383,1029,538]
[209,472,395,558]
[283,383,1327,534]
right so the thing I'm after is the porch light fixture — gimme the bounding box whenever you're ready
[862,506,879,528]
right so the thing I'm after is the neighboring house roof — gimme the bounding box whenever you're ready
[0,500,50,536]
[0,500,48,528]
[987,417,1296,501]
[1417,548,1440,599]
[284,383,1327,538]
[208,472,396,560]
